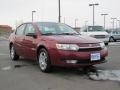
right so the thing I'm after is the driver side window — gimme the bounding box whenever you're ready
[16,24,26,35]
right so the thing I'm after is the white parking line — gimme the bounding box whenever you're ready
[1,66,12,71]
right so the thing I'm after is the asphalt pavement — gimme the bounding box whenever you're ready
[0,37,120,90]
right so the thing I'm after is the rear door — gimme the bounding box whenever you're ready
[14,24,26,56]
[22,24,37,60]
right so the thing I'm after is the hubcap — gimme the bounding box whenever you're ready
[10,46,14,59]
[39,52,47,70]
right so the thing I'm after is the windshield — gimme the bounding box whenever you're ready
[88,26,105,32]
[36,22,78,35]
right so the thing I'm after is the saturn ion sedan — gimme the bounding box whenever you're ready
[9,22,108,72]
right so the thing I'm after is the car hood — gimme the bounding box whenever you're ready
[86,31,109,36]
[43,35,101,44]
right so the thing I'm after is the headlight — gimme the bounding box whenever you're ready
[105,35,109,38]
[56,44,79,51]
[100,42,105,48]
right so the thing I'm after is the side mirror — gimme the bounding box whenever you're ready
[26,33,37,38]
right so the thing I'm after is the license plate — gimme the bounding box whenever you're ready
[91,53,100,61]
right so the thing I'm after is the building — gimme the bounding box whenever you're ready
[0,25,12,35]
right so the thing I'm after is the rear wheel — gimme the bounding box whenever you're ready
[38,48,52,73]
[10,45,19,60]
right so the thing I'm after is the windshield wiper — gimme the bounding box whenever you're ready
[42,33,79,35]
[42,33,56,35]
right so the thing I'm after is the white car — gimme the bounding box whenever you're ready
[80,26,109,45]
[108,30,120,42]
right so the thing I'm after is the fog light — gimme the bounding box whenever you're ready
[66,60,77,64]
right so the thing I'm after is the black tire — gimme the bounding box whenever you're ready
[105,42,108,46]
[38,48,52,73]
[109,37,115,42]
[10,45,19,60]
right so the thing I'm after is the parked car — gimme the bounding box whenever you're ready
[80,26,109,45]
[109,30,120,42]
[9,22,108,72]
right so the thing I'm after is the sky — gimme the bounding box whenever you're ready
[0,0,120,29]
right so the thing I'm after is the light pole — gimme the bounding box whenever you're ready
[117,20,120,29]
[115,19,118,29]
[89,3,99,26]
[101,14,108,29]
[111,18,117,30]
[75,19,78,28]
[58,0,61,23]
[32,11,36,22]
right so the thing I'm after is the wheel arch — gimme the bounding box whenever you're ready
[110,36,114,38]
[109,36,115,42]
[36,45,49,60]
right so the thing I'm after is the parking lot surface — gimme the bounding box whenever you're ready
[0,37,120,90]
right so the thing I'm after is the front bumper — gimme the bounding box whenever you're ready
[50,47,108,67]
[96,38,109,43]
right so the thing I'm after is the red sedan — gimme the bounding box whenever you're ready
[9,22,108,72]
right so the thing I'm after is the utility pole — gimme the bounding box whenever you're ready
[111,18,117,30]
[101,14,108,29]
[32,11,36,22]
[89,3,99,26]
[58,0,61,23]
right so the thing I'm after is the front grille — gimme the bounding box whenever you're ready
[94,35,106,38]
[77,43,100,47]
[77,43,102,52]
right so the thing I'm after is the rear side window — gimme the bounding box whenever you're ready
[24,24,35,35]
[16,24,26,35]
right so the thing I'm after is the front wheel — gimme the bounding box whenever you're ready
[38,48,52,73]
[105,42,108,46]
[10,45,19,60]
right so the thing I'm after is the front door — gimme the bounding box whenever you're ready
[14,24,26,57]
[22,24,37,60]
